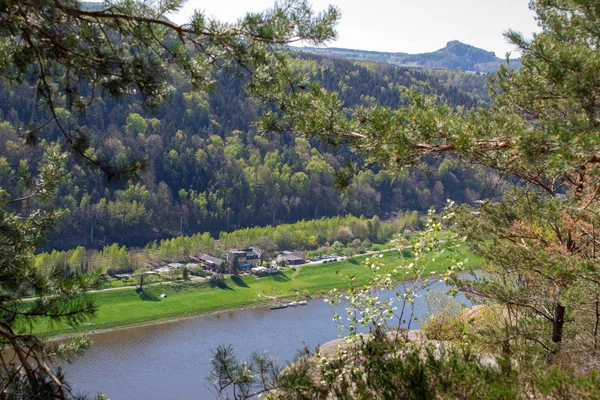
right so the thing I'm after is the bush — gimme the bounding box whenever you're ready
[421,294,465,341]
[189,266,209,277]
[208,274,227,289]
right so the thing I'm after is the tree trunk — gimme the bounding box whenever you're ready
[502,337,511,356]
[594,293,600,351]
[551,301,565,344]
[547,301,566,363]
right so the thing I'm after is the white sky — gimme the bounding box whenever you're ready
[169,0,539,57]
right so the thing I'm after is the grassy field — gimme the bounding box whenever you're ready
[37,248,481,337]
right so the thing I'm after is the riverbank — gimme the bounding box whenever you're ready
[38,248,481,338]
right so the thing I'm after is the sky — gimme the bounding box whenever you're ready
[169,0,540,57]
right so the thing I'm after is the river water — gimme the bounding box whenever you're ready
[62,279,463,400]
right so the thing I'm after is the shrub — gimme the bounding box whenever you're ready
[421,294,465,341]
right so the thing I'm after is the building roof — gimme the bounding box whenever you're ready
[248,247,263,258]
[227,247,264,262]
[199,254,224,266]
[167,262,183,269]
[282,250,305,258]
[279,253,304,262]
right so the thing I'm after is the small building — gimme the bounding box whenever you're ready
[155,267,171,275]
[226,247,263,269]
[276,251,306,266]
[167,262,183,269]
[198,254,224,271]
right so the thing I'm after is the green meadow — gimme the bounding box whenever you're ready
[37,248,481,337]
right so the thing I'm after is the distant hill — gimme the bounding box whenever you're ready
[292,40,520,73]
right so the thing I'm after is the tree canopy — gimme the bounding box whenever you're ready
[1,0,338,175]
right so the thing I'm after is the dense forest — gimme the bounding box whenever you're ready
[0,54,493,251]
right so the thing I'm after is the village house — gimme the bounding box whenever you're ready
[275,251,306,266]
[198,254,224,271]
[154,262,183,275]
[226,247,263,269]
[155,266,170,274]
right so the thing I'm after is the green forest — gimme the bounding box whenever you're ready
[0,52,492,251]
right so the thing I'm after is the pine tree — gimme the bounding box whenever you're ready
[0,0,338,397]
[260,0,600,366]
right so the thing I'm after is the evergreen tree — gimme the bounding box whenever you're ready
[258,0,600,368]
[0,0,338,397]
[231,257,240,276]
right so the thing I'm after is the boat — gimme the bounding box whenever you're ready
[288,301,298,307]
[270,303,288,310]
[298,300,308,306]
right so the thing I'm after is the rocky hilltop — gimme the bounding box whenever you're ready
[293,40,520,73]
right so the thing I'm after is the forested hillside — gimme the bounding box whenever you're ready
[0,54,491,251]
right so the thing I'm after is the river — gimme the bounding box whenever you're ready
[62,279,465,399]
